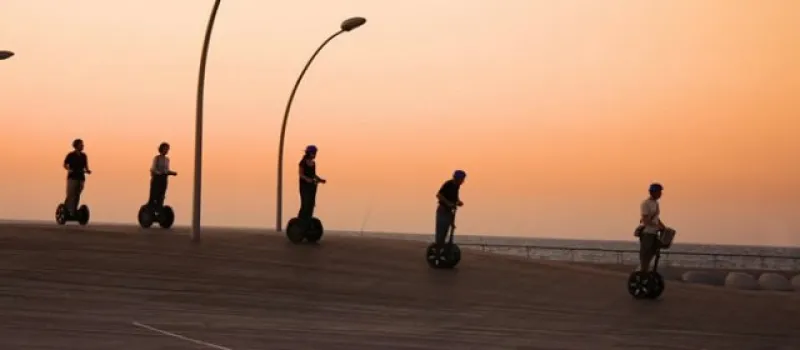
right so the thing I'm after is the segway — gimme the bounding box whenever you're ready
[285,217,324,244]
[426,207,462,269]
[627,227,676,299]
[55,203,90,226]
[137,204,175,229]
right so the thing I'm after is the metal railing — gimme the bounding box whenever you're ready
[459,243,800,271]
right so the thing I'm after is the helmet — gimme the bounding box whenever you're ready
[453,170,467,179]
[158,142,170,152]
[305,145,318,154]
[649,183,663,192]
[72,138,83,148]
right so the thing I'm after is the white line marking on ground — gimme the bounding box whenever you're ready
[132,321,234,350]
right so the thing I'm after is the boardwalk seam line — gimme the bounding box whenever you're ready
[131,321,234,350]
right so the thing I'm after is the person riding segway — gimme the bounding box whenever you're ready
[285,145,326,243]
[627,182,677,299]
[138,142,177,229]
[426,170,466,268]
[56,138,92,225]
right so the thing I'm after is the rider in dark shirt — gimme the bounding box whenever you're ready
[148,142,177,209]
[434,170,466,247]
[298,145,326,221]
[63,139,91,215]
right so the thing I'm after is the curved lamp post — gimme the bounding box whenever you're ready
[0,51,14,60]
[192,0,222,242]
[275,16,367,232]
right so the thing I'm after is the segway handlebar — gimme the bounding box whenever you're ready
[149,171,177,176]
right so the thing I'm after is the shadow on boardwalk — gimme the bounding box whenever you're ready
[0,224,798,349]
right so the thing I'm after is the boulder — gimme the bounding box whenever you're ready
[724,272,759,290]
[757,273,793,291]
[791,274,800,291]
[681,271,721,286]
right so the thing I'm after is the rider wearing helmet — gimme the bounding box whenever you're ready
[63,138,92,216]
[298,145,326,221]
[434,170,466,248]
[148,142,177,209]
[637,182,666,273]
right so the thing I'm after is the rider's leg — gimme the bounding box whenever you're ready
[155,176,168,208]
[306,186,317,219]
[64,180,72,212]
[638,233,658,273]
[434,206,452,248]
[75,180,85,211]
[148,176,159,208]
[298,186,312,220]
[65,179,81,215]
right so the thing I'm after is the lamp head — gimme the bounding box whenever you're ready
[340,17,366,32]
[0,50,14,60]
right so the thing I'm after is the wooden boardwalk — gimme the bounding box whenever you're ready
[0,223,798,349]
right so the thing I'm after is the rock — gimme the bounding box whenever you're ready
[681,271,721,286]
[757,273,793,291]
[724,272,759,290]
[791,274,800,291]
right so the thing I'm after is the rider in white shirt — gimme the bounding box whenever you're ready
[637,183,666,273]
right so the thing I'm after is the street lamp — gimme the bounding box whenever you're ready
[275,16,367,232]
[192,0,222,242]
[0,51,14,60]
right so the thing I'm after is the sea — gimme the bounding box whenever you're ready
[335,230,800,271]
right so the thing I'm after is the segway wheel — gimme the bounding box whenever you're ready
[305,217,324,243]
[628,271,662,299]
[77,205,90,226]
[435,243,460,269]
[55,204,67,225]
[158,205,175,229]
[647,272,665,299]
[445,243,462,268]
[138,205,154,228]
[425,243,440,268]
[285,218,305,244]
[628,271,648,299]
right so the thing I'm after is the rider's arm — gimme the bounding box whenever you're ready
[642,200,665,229]
[436,193,453,207]
[640,200,660,227]
[639,201,651,224]
[436,182,455,207]
[63,153,71,171]
[151,155,164,175]
[83,154,91,173]
[298,162,313,183]
[165,157,177,175]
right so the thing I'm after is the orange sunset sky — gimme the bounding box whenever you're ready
[1,0,798,246]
